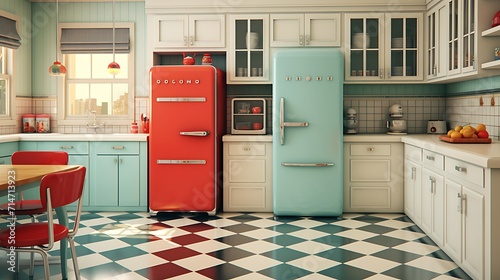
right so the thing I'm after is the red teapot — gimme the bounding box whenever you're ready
[183,53,196,65]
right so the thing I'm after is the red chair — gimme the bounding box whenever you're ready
[0,151,69,276]
[0,166,86,280]
[0,151,69,218]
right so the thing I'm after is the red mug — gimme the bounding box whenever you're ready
[251,107,262,114]
[253,122,263,130]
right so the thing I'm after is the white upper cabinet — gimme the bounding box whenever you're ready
[426,1,448,80]
[152,14,225,49]
[345,13,424,83]
[270,13,341,47]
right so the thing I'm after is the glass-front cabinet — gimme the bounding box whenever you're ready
[461,0,475,73]
[448,0,461,75]
[427,2,448,80]
[228,15,270,84]
[345,13,423,82]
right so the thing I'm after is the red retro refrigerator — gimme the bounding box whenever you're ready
[149,65,225,215]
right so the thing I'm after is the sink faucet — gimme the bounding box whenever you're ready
[87,109,105,133]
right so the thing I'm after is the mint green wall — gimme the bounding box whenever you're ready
[0,0,32,97]
[446,76,500,96]
[31,1,147,97]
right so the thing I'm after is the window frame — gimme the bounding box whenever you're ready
[57,22,135,126]
[0,10,18,126]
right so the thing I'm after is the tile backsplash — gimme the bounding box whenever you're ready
[2,93,499,140]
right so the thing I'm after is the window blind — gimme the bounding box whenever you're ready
[60,28,130,54]
[0,16,21,49]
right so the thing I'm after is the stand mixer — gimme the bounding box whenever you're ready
[386,104,407,134]
[344,108,358,134]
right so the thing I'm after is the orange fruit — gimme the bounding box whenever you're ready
[454,125,463,132]
[476,124,486,132]
[462,127,474,138]
[471,133,478,138]
[447,129,454,137]
[450,131,462,139]
[477,130,489,138]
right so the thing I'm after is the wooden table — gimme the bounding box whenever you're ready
[0,164,81,279]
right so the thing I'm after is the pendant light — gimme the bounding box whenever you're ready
[48,0,66,76]
[107,0,120,75]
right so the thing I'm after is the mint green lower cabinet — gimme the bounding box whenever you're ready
[0,142,17,164]
[89,142,146,211]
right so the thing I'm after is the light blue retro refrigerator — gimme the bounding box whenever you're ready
[273,48,344,216]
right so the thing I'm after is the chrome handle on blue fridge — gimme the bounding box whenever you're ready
[282,162,334,167]
[180,131,209,136]
[280,98,309,145]
[157,160,206,165]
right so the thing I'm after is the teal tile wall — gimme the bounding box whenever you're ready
[446,76,500,96]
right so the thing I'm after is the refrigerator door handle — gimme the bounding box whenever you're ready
[281,162,334,167]
[157,97,206,102]
[280,98,309,145]
[157,160,206,165]
[180,131,209,136]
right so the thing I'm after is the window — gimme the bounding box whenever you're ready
[0,47,9,117]
[57,23,134,126]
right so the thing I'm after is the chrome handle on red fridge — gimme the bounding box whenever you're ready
[280,98,308,145]
[282,162,334,167]
[180,131,209,136]
[157,160,206,165]
[156,97,206,102]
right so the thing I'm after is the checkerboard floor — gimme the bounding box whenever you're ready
[0,212,472,280]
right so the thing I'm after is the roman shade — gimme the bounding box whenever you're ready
[0,16,21,49]
[60,28,130,54]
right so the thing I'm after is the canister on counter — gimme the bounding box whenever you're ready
[22,114,35,133]
[35,114,50,133]
[495,48,500,60]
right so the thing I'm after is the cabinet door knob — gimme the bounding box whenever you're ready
[368,148,374,151]
[183,36,188,46]
[380,68,384,79]
[189,35,194,46]
[305,35,310,45]
[299,35,304,46]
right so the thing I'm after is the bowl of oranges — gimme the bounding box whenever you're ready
[439,124,491,143]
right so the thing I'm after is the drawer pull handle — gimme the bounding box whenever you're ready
[411,167,416,180]
[426,155,435,161]
[113,146,125,150]
[282,162,334,167]
[455,166,467,173]
[368,148,374,151]
[429,176,436,193]
[243,147,251,151]
[457,193,462,213]
[60,145,73,149]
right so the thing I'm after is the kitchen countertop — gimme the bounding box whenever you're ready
[0,133,148,143]
[344,134,404,142]
[401,134,500,168]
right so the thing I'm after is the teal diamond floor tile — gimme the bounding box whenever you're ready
[100,246,148,261]
[382,264,440,280]
[261,247,308,262]
[319,263,375,279]
[258,263,312,279]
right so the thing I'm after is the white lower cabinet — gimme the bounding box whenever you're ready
[404,142,489,280]
[344,142,404,212]
[223,136,272,212]
[421,167,444,246]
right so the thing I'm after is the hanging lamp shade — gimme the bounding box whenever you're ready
[107,0,120,75]
[49,0,66,77]
[49,61,67,76]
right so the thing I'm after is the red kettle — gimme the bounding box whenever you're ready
[183,53,196,65]
[493,10,500,27]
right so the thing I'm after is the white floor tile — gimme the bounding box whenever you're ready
[288,240,335,254]
[231,272,275,280]
[84,238,130,253]
[116,254,167,271]
[382,229,426,241]
[333,219,371,229]
[230,255,282,271]
[339,241,387,255]
[405,256,458,274]
[172,254,225,271]
[287,219,327,229]
[245,218,282,228]
[287,255,341,272]
[169,272,213,280]
[103,271,149,280]
[185,239,231,253]
[79,217,116,227]
[194,228,236,239]
[345,255,400,273]
[119,217,158,227]
[240,228,282,239]
[134,239,181,252]
[235,240,282,254]
[392,241,440,255]
[376,219,414,229]
[364,274,400,280]
[158,218,200,228]
[149,227,191,239]
[334,229,379,240]
[203,218,240,228]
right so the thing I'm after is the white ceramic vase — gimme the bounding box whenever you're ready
[352,33,370,49]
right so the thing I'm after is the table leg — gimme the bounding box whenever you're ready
[55,206,68,279]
